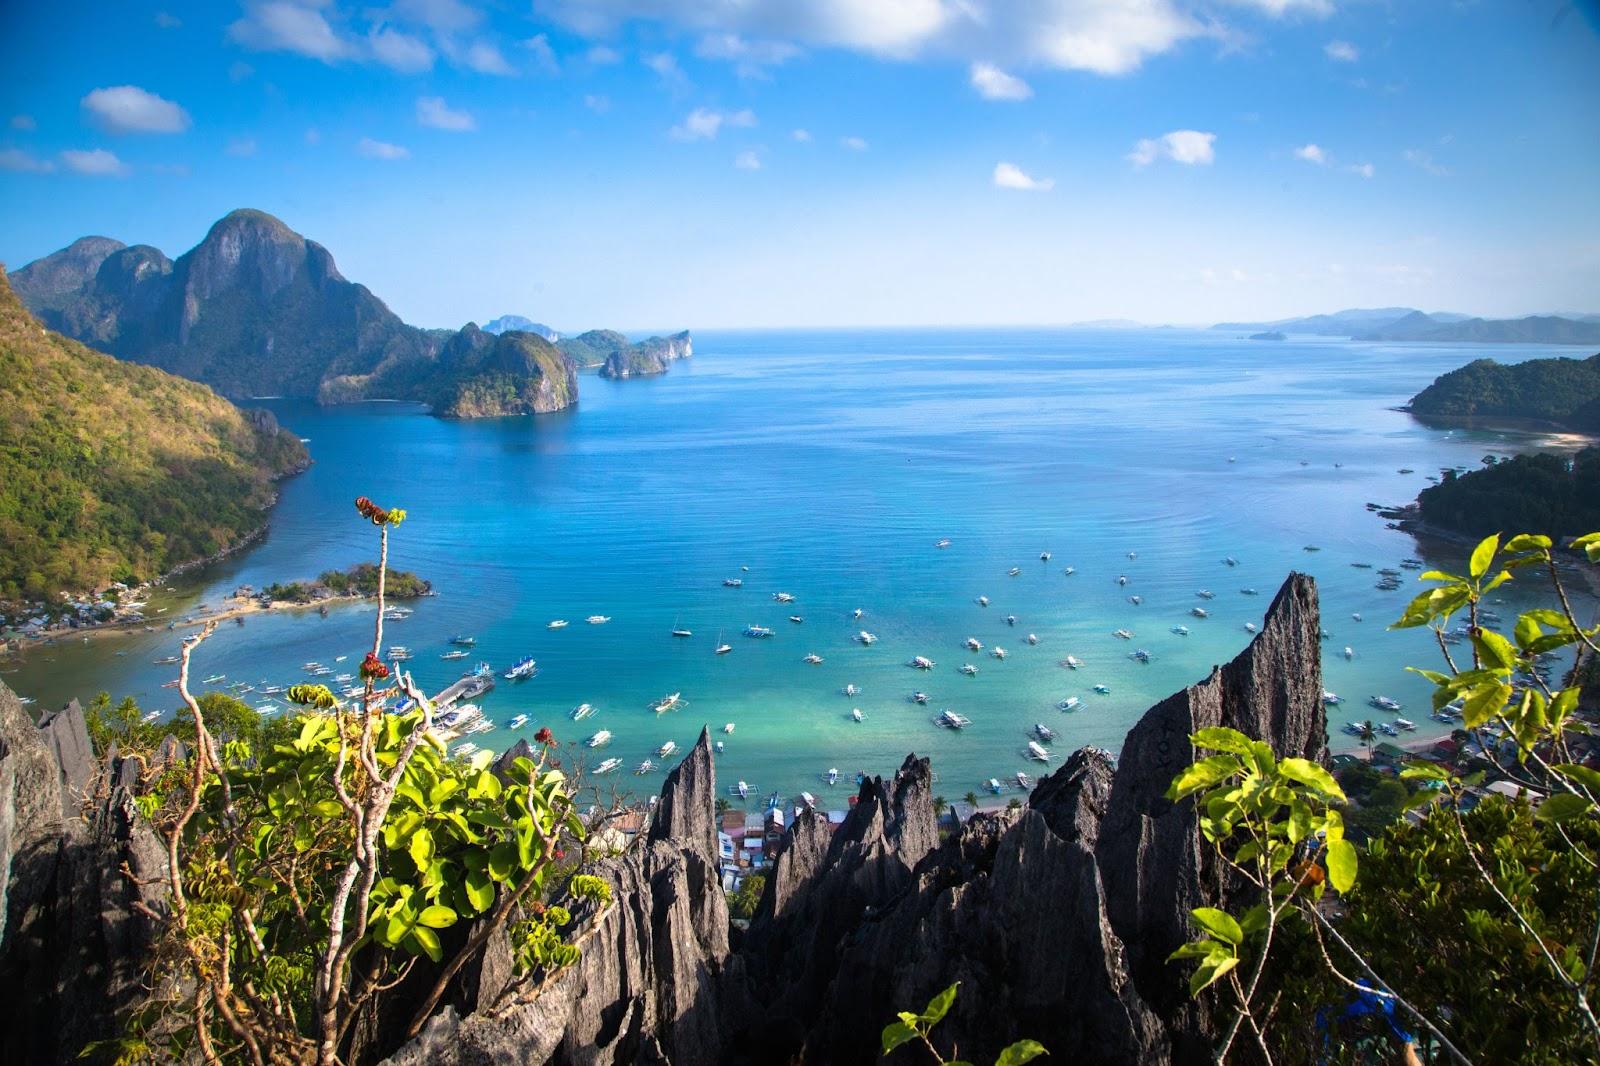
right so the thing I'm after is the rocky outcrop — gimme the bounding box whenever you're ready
[598,332,693,380]
[0,685,170,1064]
[8,235,125,312]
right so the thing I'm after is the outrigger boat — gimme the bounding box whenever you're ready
[851,708,864,722]
[938,710,970,729]
[723,578,743,587]
[635,759,655,775]
[789,615,804,624]
[441,649,469,660]
[1093,684,1111,694]
[723,722,735,734]
[744,625,774,638]
[912,691,930,704]
[1027,741,1051,763]
[587,615,611,625]
[960,664,978,675]
[1059,696,1080,711]
[571,702,595,720]
[508,714,529,729]
[657,740,678,758]
[773,592,796,603]
[827,768,839,786]
[856,631,878,645]
[594,758,622,775]
[504,656,537,681]
[1062,655,1084,670]
[804,653,824,664]
[992,647,1007,660]
[909,655,936,670]
[965,637,984,651]
[1035,723,1056,741]
[1016,771,1032,789]
[652,692,684,714]
[450,634,477,646]
[586,730,612,748]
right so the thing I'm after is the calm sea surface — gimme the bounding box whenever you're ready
[7,328,1594,808]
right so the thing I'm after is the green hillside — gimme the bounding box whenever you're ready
[1408,353,1600,431]
[0,268,308,601]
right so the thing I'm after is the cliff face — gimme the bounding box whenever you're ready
[598,331,693,379]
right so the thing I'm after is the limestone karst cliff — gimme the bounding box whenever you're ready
[0,573,1326,1065]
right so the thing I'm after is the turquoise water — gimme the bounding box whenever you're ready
[6,329,1593,809]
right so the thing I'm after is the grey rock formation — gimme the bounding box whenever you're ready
[597,331,693,380]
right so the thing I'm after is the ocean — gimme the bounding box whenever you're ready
[6,327,1593,809]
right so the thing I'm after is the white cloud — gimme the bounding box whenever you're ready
[1129,129,1214,166]
[587,44,621,64]
[1403,148,1449,176]
[791,128,812,142]
[644,51,687,86]
[993,161,1053,191]
[371,27,435,73]
[61,148,130,176]
[734,149,762,170]
[154,11,182,29]
[841,135,868,150]
[229,1,354,62]
[695,33,802,76]
[1346,162,1374,178]
[538,0,1200,77]
[583,94,612,112]
[390,0,482,34]
[970,62,1032,101]
[416,95,476,131]
[1228,0,1333,15]
[524,33,559,72]
[10,114,36,131]
[670,107,756,141]
[82,85,191,134]
[0,148,54,173]
[1324,39,1359,62]
[229,61,255,82]
[1293,143,1325,164]
[358,136,409,159]
[226,137,258,157]
[462,40,515,75]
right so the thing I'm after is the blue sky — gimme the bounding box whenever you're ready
[1,1,1598,329]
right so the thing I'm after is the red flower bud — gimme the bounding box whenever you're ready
[534,726,555,747]
[360,652,390,681]
[354,496,391,526]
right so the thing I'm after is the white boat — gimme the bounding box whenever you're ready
[1240,587,1259,596]
[547,619,568,630]
[1352,613,1362,622]
[1171,625,1190,636]
[203,673,226,684]
[964,637,984,651]
[723,578,743,587]
[912,691,930,704]
[799,791,817,809]
[803,653,824,664]
[571,702,595,720]
[991,647,1007,660]
[960,664,977,675]
[508,714,529,729]
[1093,684,1111,694]
[989,778,1004,795]
[744,625,774,638]
[851,708,864,722]
[1016,771,1033,789]
[441,650,469,660]
[774,592,796,603]
[715,741,725,753]
[1063,566,1075,575]
[845,683,859,697]
[1027,741,1050,763]
[856,630,878,645]
[504,656,537,681]
[1344,646,1354,660]
[1224,556,1239,566]
[723,722,735,734]
[826,768,839,785]
[1369,695,1402,712]
[657,740,678,758]
[1191,608,1209,619]
[1059,696,1080,711]
[1379,723,1399,737]
[936,538,951,548]
[1197,589,1215,599]
[736,780,750,798]
[594,758,622,775]
[938,710,970,729]
[141,711,160,723]
[789,615,804,624]
[1005,614,1017,626]
[1026,633,1039,645]
[853,608,864,619]
[1244,622,1258,633]
[977,596,990,606]
[1130,648,1151,663]
[453,742,479,757]
[1395,717,1417,731]
[1118,575,1128,586]
[672,627,693,638]
[586,730,612,748]
[1035,723,1055,741]
[635,759,655,775]
[1113,629,1133,640]
[1128,595,1142,605]
[652,692,684,714]
[716,641,733,655]
[587,615,611,625]
[450,634,477,646]
[1063,655,1084,670]
[1008,567,1022,576]
[909,655,936,670]
[1040,551,1052,561]
[1322,692,1343,705]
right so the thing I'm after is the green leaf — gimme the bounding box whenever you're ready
[1287,799,1311,844]
[1556,763,1600,793]
[1166,755,1243,802]
[409,826,435,869]
[1461,682,1512,729]
[995,1040,1049,1066]
[1505,533,1551,553]
[1472,629,1516,672]
[464,871,495,912]
[1536,793,1593,823]
[1190,907,1243,946]
[919,982,959,1025]
[1469,533,1499,579]
[1400,761,1451,782]
[881,1020,918,1055]
[1190,955,1239,997]
[1168,939,1224,961]
[1417,570,1460,583]
[1238,903,1270,938]
[417,904,457,929]
[1514,615,1542,650]
[409,925,443,963]
[1325,838,1358,893]
[1189,727,1254,757]
[1277,758,1345,801]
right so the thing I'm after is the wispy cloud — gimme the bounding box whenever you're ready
[1231,0,1334,15]
[993,161,1053,191]
[0,147,54,173]
[154,11,181,29]
[695,33,801,77]
[670,107,755,141]
[1345,162,1374,178]
[583,94,611,113]
[357,136,409,160]
[734,148,762,170]
[225,137,258,157]
[1129,129,1215,166]
[586,44,621,64]
[841,135,868,151]
[416,96,476,131]
[82,85,191,134]
[970,62,1032,101]
[524,33,559,73]
[1293,143,1326,164]
[644,51,688,88]
[229,1,354,63]
[1403,148,1449,176]
[791,128,812,143]
[61,148,130,176]
[10,114,36,131]
[1324,39,1359,62]
[371,27,435,73]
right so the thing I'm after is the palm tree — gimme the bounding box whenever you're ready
[1358,720,1377,762]
[715,797,732,815]
[933,795,948,816]
[963,790,979,808]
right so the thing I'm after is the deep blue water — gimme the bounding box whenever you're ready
[7,328,1593,810]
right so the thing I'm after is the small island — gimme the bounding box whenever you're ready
[1249,331,1287,341]
[1407,351,1600,432]
[259,563,431,606]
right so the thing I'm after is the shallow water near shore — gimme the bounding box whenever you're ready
[6,328,1594,811]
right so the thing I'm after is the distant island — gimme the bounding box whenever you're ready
[1248,331,1286,341]
[10,209,692,419]
[1407,351,1600,432]
[1214,306,1600,344]
[0,268,308,605]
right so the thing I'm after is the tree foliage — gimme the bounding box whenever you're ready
[1418,448,1600,542]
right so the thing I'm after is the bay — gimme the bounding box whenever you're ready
[8,328,1593,809]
